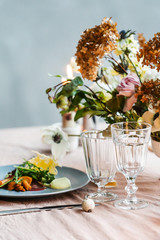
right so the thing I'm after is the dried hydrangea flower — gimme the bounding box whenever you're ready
[137,32,160,71]
[75,17,120,81]
[136,79,160,111]
[138,33,146,48]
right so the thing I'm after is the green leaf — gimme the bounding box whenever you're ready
[73,76,83,86]
[13,161,55,184]
[74,109,89,121]
[94,100,105,110]
[77,90,92,97]
[60,109,68,115]
[106,96,125,113]
[90,110,107,117]
[60,77,83,97]
[72,95,83,106]
[55,75,62,78]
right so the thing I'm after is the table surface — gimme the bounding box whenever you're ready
[0,126,160,240]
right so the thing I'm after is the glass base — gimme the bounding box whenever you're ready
[85,191,117,203]
[114,199,148,210]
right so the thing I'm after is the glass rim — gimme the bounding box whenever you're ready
[80,129,112,139]
[111,121,151,131]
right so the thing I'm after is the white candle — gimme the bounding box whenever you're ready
[62,64,74,128]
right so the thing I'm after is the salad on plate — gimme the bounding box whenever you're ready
[0,152,71,192]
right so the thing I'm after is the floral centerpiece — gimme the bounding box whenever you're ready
[46,18,160,148]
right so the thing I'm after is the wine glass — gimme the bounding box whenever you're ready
[111,122,151,210]
[81,130,117,203]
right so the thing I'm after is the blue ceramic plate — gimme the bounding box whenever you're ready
[0,165,89,198]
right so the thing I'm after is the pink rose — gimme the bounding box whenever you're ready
[123,94,137,112]
[117,73,140,112]
[117,73,140,97]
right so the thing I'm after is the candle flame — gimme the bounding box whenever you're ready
[61,63,73,85]
[66,64,73,79]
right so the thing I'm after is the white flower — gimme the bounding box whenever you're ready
[142,66,160,82]
[102,68,120,88]
[41,125,70,160]
[115,35,139,57]
[128,60,160,83]
[90,80,108,92]
[90,81,112,101]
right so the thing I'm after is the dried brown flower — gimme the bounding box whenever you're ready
[137,32,160,71]
[136,79,160,111]
[138,33,146,48]
[75,18,120,81]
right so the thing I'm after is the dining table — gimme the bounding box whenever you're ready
[0,125,160,240]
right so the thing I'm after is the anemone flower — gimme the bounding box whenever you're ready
[41,125,70,161]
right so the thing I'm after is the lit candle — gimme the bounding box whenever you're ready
[62,64,75,128]
[66,64,73,79]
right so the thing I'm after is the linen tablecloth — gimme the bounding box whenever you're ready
[0,126,160,240]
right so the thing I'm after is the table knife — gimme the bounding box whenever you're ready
[0,203,83,216]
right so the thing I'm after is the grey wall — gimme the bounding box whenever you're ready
[0,0,160,129]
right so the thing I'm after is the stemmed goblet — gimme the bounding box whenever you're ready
[111,122,151,210]
[81,130,117,203]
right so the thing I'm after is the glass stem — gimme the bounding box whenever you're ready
[125,177,138,203]
[97,184,105,194]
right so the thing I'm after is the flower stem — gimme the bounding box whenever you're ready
[96,76,112,92]
[84,84,109,110]
[125,54,142,84]
[54,80,71,89]
[68,134,80,137]
[53,80,72,97]
[107,55,128,74]
[54,85,64,98]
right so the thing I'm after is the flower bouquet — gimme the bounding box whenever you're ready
[46,17,160,155]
